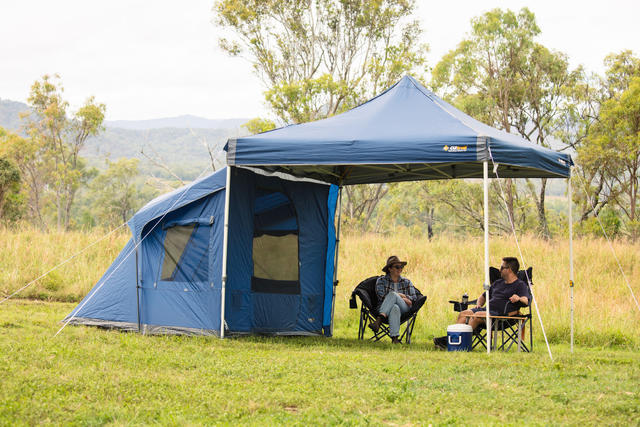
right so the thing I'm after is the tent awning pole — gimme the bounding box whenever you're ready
[331,184,343,336]
[220,166,232,339]
[569,170,574,353]
[484,161,491,353]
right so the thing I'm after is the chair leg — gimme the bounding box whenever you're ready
[530,317,533,352]
[401,315,417,345]
[473,329,487,349]
[358,307,371,340]
[371,323,389,342]
[495,319,532,353]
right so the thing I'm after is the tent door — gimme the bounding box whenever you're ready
[251,188,300,331]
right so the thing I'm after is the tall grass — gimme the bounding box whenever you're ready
[1,227,639,347]
[336,232,640,348]
[0,226,129,303]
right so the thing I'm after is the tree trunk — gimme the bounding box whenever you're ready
[427,207,434,241]
[64,190,75,231]
[360,184,389,234]
[57,187,61,232]
[534,178,550,239]
[505,178,515,233]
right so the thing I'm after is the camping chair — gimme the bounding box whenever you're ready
[469,267,534,352]
[349,276,427,344]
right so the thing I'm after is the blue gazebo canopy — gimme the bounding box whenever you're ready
[225,76,572,185]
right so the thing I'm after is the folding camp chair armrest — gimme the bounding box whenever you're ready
[398,295,426,323]
[448,299,477,312]
[409,295,427,313]
[448,299,478,304]
[354,289,375,311]
[464,314,527,320]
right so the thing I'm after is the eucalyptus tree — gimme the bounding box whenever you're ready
[20,75,105,231]
[555,66,614,226]
[213,0,427,124]
[581,51,640,240]
[431,7,574,238]
[213,0,428,233]
[0,128,25,222]
[0,156,21,222]
[0,124,45,224]
[89,158,156,227]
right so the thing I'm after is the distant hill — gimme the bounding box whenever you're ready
[0,98,248,180]
[0,99,250,132]
[104,115,250,130]
[0,99,29,131]
[85,126,242,180]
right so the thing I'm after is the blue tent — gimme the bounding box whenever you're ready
[226,75,573,184]
[66,75,574,344]
[64,167,339,336]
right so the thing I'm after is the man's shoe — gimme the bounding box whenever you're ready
[433,336,447,350]
[391,337,401,344]
[368,317,382,334]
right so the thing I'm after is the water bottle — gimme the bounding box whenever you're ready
[462,293,468,304]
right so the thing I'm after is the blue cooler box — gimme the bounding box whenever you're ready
[447,324,473,352]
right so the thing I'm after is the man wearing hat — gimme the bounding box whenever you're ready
[369,255,418,344]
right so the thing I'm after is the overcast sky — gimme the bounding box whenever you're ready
[1,0,638,121]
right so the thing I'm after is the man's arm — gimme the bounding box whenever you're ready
[509,294,529,305]
[509,281,529,306]
[475,294,486,308]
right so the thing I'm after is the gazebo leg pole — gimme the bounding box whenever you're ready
[331,184,343,337]
[569,170,574,353]
[220,166,232,339]
[484,161,491,354]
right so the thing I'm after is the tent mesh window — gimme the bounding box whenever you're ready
[251,189,299,293]
[161,223,210,282]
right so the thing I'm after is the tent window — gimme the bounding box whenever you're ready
[252,189,299,282]
[161,223,210,282]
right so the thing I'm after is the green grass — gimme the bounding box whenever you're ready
[1,300,640,426]
[2,229,640,424]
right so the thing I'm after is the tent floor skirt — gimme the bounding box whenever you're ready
[61,317,222,337]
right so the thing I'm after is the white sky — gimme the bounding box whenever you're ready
[1,0,638,121]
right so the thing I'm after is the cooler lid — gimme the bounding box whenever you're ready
[447,324,473,333]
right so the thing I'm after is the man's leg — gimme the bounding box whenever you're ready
[468,315,486,330]
[456,309,474,324]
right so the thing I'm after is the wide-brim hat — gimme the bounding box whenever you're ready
[382,255,407,273]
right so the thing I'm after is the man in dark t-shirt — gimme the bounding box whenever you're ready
[433,257,529,350]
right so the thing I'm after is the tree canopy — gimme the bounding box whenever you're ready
[431,8,576,238]
[213,0,428,124]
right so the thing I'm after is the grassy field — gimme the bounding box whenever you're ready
[1,300,640,426]
[1,229,640,425]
